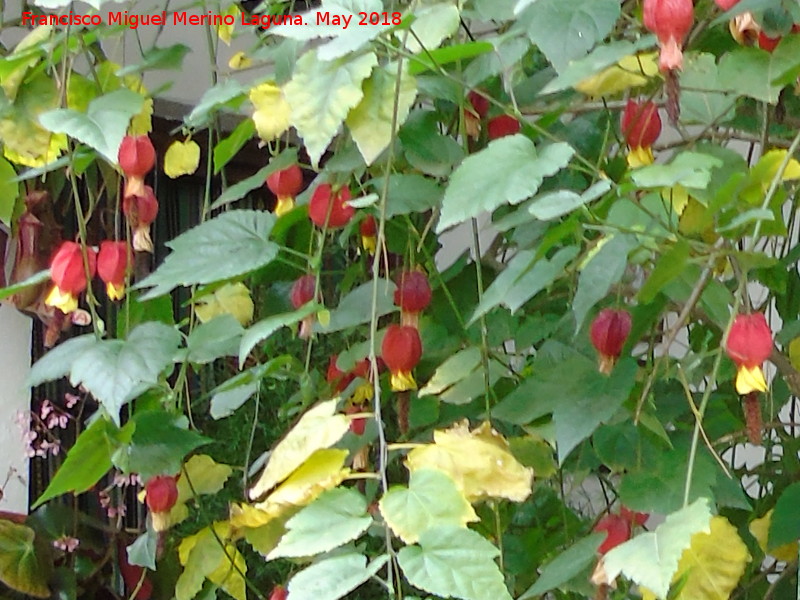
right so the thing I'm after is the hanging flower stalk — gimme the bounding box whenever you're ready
[266,164,304,217]
[725,312,773,444]
[44,241,97,314]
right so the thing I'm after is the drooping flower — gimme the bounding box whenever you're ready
[118,135,155,198]
[725,313,773,394]
[97,241,130,301]
[266,164,304,217]
[729,11,760,45]
[758,31,781,52]
[269,585,288,600]
[145,474,179,532]
[621,100,662,167]
[291,274,318,339]
[594,514,631,555]
[643,0,694,72]
[308,184,354,229]
[466,90,489,138]
[360,215,377,255]
[715,0,740,9]
[122,185,159,253]
[590,308,632,374]
[45,241,97,314]
[394,269,432,329]
[381,324,422,391]
[487,115,521,140]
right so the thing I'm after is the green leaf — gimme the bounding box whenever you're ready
[26,334,97,387]
[213,118,256,175]
[116,44,191,76]
[404,3,460,53]
[523,0,621,73]
[519,533,604,598]
[603,499,713,599]
[38,89,144,163]
[315,279,396,334]
[397,526,512,600]
[541,37,657,94]
[572,234,635,333]
[680,53,736,126]
[528,180,611,220]
[184,79,246,129]
[116,411,209,480]
[367,173,443,216]
[135,210,278,298]
[419,347,482,397]
[287,553,389,600]
[69,322,181,423]
[379,470,478,544]
[346,64,417,165]
[470,246,578,324]
[210,148,298,210]
[638,240,691,304]
[284,49,378,167]
[184,314,244,364]
[768,482,800,549]
[631,152,723,190]
[33,417,130,508]
[127,529,157,570]
[0,269,50,302]
[269,487,372,559]
[437,136,574,232]
[408,41,494,75]
[239,303,320,366]
[0,520,50,598]
[210,382,259,420]
[0,156,20,226]
[718,38,800,104]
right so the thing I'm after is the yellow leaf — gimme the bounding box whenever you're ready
[789,338,800,373]
[406,420,534,502]
[129,97,153,135]
[178,454,234,503]
[741,149,800,204]
[176,522,245,600]
[195,282,254,326]
[256,448,350,508]
[248,399,350,500]
[749,510,798,562]
[671,516,750,600]
[229,51,252,70]
[250,82,290,142]
[1,26,52,101]
[164,139,201,179]
[244,518,288,557]
[208,544,247,600]
[661,185,690,216]
[217,5,240,45]
[575,52,659,98]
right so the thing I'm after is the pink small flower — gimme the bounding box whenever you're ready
[40,400,53,419]
[64,393,80,409]
[53,536,80,553]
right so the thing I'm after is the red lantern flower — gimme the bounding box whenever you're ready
[327,355,355,393]
[119,135,155,198]
[45,241,97,314]
[123,185,159,253]
[466,90,489,138]
[620,506,649,527]
[381,324,422,391]
[267,164,304,217]
[594,514,631,555]
[758,31,781,52]
[360,215,377,255]
[97,241,130,301]
[346,402,368,435]
[725,313,773,394]
[590,308,632,374]
[394,269,431,328]
[643,0,694,72]
[487,115,521,140]
[269,585,288,600]
[715,0,740,9]
[291,274,318,339]
[145,474,179,532]
[621,100,662,167]
[308,184,354,229]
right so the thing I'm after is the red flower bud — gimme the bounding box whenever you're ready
[97,241,131,301]
[621,100,661,149]
[50,241,96,295]
[467,90,489,119]
[360,215,377,254]
[715,0,740,9]
[290,274,317,309]
[119,135,155,179]
[643,0,694,72]
[590,308,632,374]
[394,269,431,328]
[269,585,288,600]
[594,514,631,555]
[308,184,354,229]
[487,115,521,140]
[726,313,772,369]
[381,324,422,391]
[267,165,304,216]
[758,31,781,52]
[145,475,178,513]
[123,186,159,253]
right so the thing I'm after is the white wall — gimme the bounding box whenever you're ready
[0,304,31,514]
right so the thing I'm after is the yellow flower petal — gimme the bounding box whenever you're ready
[106,282,125,301]
[391,370,417,391]
[736,365,767,395]
[274,195,295,216]
[361,234,377,255]
[627,145,654,167]
[44,286,77,314]
[229,51,252,70]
